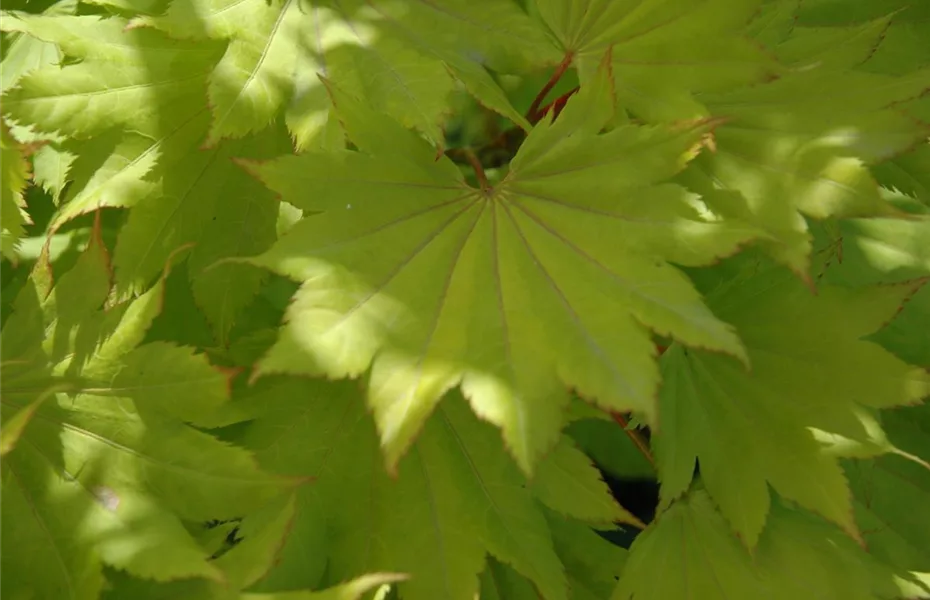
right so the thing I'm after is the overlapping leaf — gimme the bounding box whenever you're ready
[652,253,930,547]
[0,13,221,142]
[613,489,917,600]
[101,567,406,600]
[537,0,778,121]
[3,0,930,597]
[243,66,757,474]
[239,376,630,600]
[872,143,930,205]
[136,0,554,148]
[685,69,930,274]
[0,0,68,94]
[0,12,299,340]
[814,185,930,292]
[476,519,627,600]
[670,1,930,275]
[870,284,930,369]
[0,221,292,596]
[844,403,930,594]
[109,119,291,340]
[0,12,224,230]
[0,120,32,261]
[545,510,628,600]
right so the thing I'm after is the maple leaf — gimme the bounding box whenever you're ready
[613,488,915,600]
[545,509,628,600]
[474,523,623,600]
[1,12,299,340]
[1,120,33,262]
[0,0,72,94]
[530,436,643,528]
[613,490,768,599]
[679,62,930,275]
[237,376,631,600]
[0,12,224,230]
[100,567,406,599]
[870,284,930,369]
[240,65,756,474]
[0,13,222,141]
[479,557,543,600]
[566,417,656,480]
[872,143,930,206]
[134,0,554,149]
[652,253,930,547]
[844,402,930,596]
[110,119,292,341]
[537,0,779,121]
[748,5,897,71]
[0,219,294,595]
[3,1,930,597]
[817,185,930,290]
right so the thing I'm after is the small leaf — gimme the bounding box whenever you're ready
[0,120,31,261]
[531,436,643,527]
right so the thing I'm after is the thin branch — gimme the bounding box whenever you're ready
[536,87,579,122]
[527,53,574,124]
[463,148,489,191]
[611,412,656,468]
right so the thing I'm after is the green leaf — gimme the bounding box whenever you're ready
[565,418,655,480]
[5,3,930,597]
[545,510,627,600]
[844,402,930,588]
[100,570,407,600]
[612,490,768,600]
[241,379,569,600]
[23,44,279,339]
[1,120,31,261]
[31,141,76,204]
[757,498,918,600]
[0,14,222,139]
[1,434,107,600]
[245,74,754,474]
[872,142,930,206]
[211,492,299,590]
[1,233,292,588]
[538,0,778,121]
[0,0,70,94]
[772,15,896,71]
[681,67,930,273]
[653,255,930,547]
[244,487,328,593]
[137,0,458,148]
[479,558,541,600]
[827,216,930,284]
[240,574,408,600]
[613,488,911,600]
[369,0,559,131]
[870,284,930,368]
[530,436,643,527]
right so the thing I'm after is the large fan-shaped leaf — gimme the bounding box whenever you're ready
[243,69,756,473]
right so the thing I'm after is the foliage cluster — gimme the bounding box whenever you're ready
[2,0,930,598]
